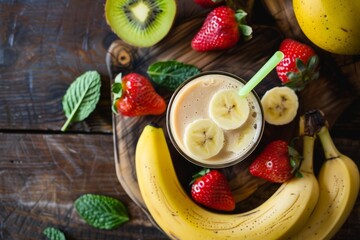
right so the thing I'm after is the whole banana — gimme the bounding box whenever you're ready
[135,123,319,240]
[290,111,360,239]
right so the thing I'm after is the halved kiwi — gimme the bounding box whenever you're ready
[105,0,177,48]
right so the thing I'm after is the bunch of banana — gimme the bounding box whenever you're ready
[289,110,360,239]
[135,122,319,239]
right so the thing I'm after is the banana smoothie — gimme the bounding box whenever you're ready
[166,71,264,168]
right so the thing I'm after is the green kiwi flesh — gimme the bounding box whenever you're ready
[105,0,177,47]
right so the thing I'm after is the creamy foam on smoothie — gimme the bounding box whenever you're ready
[168,73,263,167]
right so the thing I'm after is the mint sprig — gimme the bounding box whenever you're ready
[61,71,101,131]
[75,194,129,230]
[43,227,66,240]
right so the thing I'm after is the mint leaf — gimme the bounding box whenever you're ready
[61,71,101,131]
[43,227,66,240]
[147,60,200,91]
[75,194,129,230]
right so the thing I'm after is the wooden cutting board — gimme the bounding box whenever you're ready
[107,0,358,235]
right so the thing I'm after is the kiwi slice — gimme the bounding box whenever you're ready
[105,0,177,48]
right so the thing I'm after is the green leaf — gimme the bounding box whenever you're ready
[235,9,253,40]
[307,55,320,73]
[190,168,210,185]
[111,73,124,114]
[295,58,307,73]
[75,194,129,230]
[235,9,248,22]
[239,25,253,39]
[147,60,200,91]
[61,71,101,131]
[111,82,123,95]
[43,227,66,240]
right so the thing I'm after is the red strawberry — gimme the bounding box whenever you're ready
[194,0,224,8]
[190,169,235,211]
[112,73,166,116]
[249,140,300,183]
[191,6,252,52]
[276,38,320,91]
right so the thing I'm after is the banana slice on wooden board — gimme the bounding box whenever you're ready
[261,86,299,125]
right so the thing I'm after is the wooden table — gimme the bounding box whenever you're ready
[0,0,359,239]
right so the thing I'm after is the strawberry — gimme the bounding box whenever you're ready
[194,0,224,8]
[276,38,320,91]
[111,73,166,116]
[249,140,301,183]
[190,169,235,211]
[191,6,252,52]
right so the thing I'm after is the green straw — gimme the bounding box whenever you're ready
[238,51,284,97]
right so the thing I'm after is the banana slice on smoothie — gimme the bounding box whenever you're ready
[227,125,254,153]
[261,86,299,125]
[184,118,224,160]
[209,89,250,130]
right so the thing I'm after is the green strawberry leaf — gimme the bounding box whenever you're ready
[74,194,129,230]
[239,25,253,39]
[147,60,200,91]
[235,9,253,40]
[61,71,101,131]
[112,73,123,97]
[43,227,66,240]
[235,9,247,21]
[190,168,210,185]
[284,55,320,91]
[288,141,303,178]
[111,73,124,114]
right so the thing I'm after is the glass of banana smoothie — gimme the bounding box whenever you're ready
[166,71,264,168]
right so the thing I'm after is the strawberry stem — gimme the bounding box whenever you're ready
[234,9,252,40]
[190,168,210,185]
[288,145,302,172]
[111,73,124,114]
[284,55,320,91]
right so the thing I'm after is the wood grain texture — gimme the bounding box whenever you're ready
[0,133,167,240]
[0,0,113,132]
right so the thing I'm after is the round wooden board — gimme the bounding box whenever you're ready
[107,0,358,236]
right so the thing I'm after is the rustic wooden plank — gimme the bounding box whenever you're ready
[0,0,113,132]
[0,133,167,240]
[0,0,215,133]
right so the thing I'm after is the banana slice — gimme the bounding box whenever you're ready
[183,119,224,160]
[261,86,299,125]
[209,89,250,130]
[227,124,254,153]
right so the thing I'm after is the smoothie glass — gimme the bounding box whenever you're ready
[166,71,265,168]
